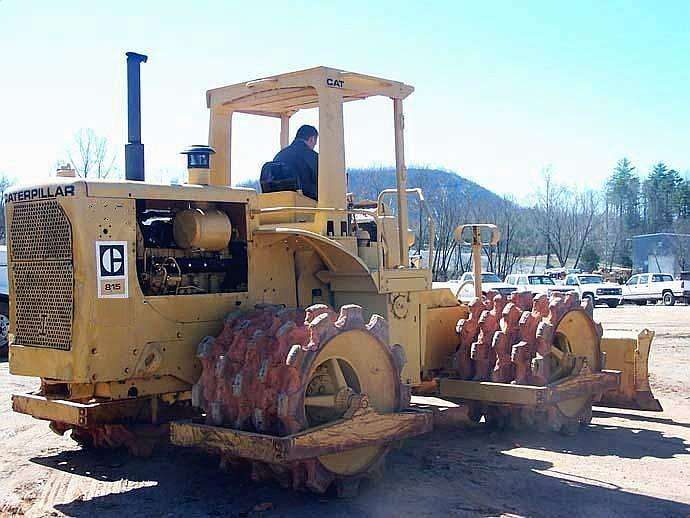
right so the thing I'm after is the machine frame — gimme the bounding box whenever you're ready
[7,57,659,494]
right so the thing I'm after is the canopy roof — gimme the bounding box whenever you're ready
[206,66,414,117]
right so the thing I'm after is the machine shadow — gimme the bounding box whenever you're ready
[31,446,157,484]
[35,424,690,518]
[46,446,324,517]
[503,420,690,460]
[593,408,690,430]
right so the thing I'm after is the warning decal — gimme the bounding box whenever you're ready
[95,241,129,298]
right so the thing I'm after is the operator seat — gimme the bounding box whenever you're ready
[260,161,302,194]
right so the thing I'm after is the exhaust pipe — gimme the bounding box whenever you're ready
[124,51,148,181]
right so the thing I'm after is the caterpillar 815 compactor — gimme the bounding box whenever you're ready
[8,53,661,495]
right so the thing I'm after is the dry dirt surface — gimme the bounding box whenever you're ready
[1,304,689,517]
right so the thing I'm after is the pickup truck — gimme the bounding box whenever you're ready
[434,272,517,303]
[456,272,517,302]
[621,272,690,306]
[551,273,622,308]
[504,273,557,296]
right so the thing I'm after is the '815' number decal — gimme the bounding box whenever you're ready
[96,241,129,298]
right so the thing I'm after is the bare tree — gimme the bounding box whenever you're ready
[475,196,534,277]
[431,188,467,280]
[546,189,599,268]
[490,199,522,277]
[0,173,15,243]
[66,129,118,179]
[537,168,556,268]
[571,191,599,268]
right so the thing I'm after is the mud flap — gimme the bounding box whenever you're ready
[598,329,663,412]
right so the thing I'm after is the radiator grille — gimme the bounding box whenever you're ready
[10,199,72,261]
[597,288,622,296]
[9,199,74,350]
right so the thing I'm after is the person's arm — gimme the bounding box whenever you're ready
[306,149,318,199]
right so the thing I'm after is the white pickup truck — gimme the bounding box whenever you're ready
[551,273,622,308]
[621,273,690,306]
[504,273,557,296]
[433,272,516,303]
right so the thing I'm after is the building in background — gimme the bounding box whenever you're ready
[631,233,690,276]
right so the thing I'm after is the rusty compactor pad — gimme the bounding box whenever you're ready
[188,303,412,494]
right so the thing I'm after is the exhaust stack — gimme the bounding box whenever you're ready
[124,51,148,181]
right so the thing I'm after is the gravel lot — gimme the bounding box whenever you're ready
[1,304,689,517]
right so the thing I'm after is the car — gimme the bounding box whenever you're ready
[622,272,689,306]
[504,273,557,295]
[432,280,464,299]
[544,267,581,283]
[454,271,517,302]
[551,273,622,308]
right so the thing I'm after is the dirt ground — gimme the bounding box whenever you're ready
[1,305,689,517]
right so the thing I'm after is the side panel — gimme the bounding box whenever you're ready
[333,290,421,385]
[249,238,298,307]
[422,305,468,377]
[390,293,421,385]
[9,190,253,393]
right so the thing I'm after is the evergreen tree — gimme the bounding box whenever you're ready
[580,245,600,272]
[643,162,682,232]
[605,158,640,265]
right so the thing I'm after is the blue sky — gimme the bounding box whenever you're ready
[1,1,689,200]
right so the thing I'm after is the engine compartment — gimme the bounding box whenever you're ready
[135,199,248,296]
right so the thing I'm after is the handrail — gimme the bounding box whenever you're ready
[255,189,436,275]
[252,206,374,217]
[453,224,501,298]
[377,188,435,271]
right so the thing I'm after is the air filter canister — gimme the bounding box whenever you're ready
[173,208,232,251]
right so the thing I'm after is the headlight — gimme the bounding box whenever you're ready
[596,288,602,295]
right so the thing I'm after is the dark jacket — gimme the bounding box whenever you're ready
[273,139,318,200]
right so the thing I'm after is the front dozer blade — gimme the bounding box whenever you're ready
[598,329,663,412]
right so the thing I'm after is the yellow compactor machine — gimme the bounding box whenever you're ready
[8,53,661,495]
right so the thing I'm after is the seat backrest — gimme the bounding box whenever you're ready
[260,161,301,194]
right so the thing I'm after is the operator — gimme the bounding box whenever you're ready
[273,124,318,200]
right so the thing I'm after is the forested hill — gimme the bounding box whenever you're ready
[347,167,503,206]
[239,166,505,207]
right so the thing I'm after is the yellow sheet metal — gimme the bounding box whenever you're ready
[598,329,662,411]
